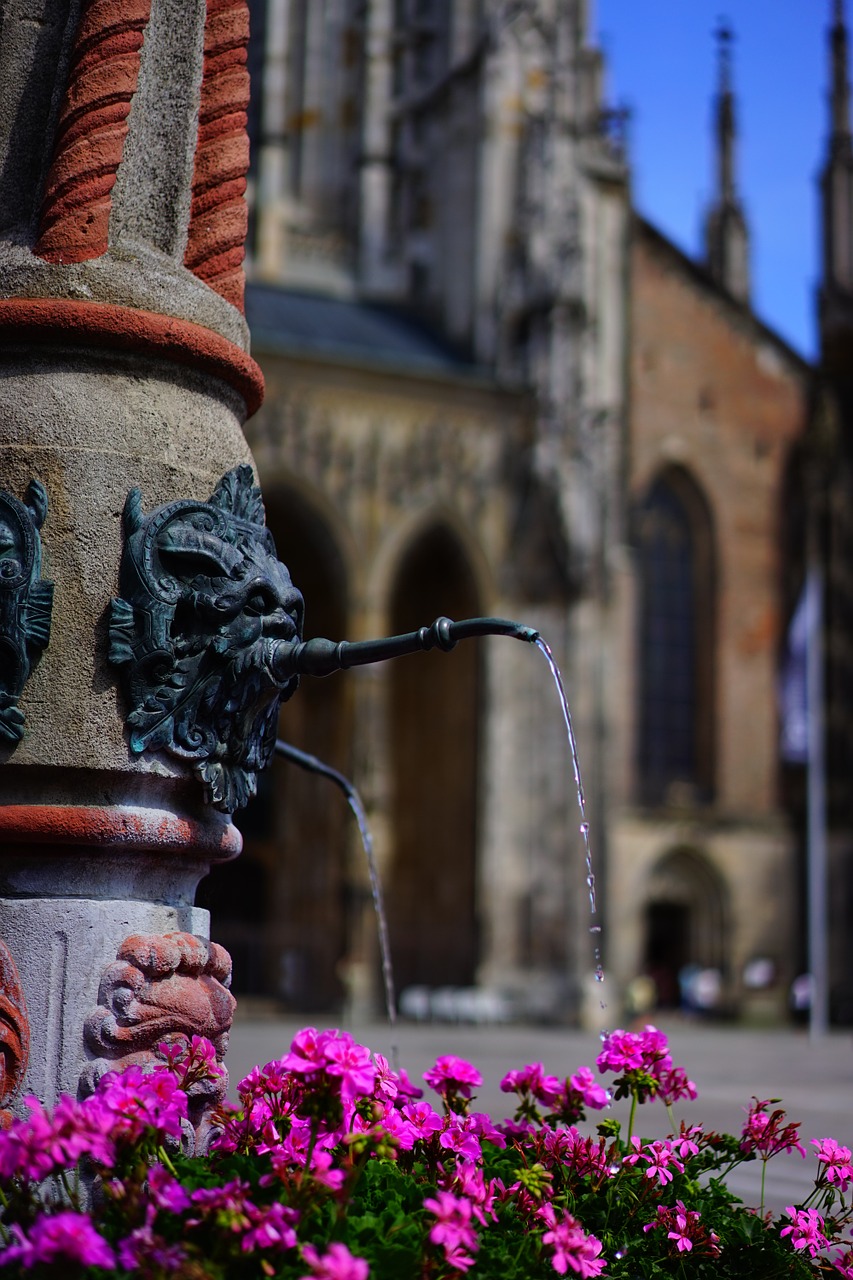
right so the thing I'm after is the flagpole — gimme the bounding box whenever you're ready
[807,555,829,1040]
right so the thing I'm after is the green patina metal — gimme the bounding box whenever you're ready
[0,480,53,744]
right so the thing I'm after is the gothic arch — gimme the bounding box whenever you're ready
[635,465,717,805]
[642,846,729,1009]
[199,485,353,1010]
[369,503,495,635]
[257,467,361,610]
[385,520,484,995]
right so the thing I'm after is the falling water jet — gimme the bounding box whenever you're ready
[532,639,607,1003]
[274,615,605,1020]
[274,739,399,1069]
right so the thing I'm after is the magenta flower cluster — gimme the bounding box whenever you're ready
[643,1200,720,1255]
[0,1024,850,1278]
[596,1024,697,1106]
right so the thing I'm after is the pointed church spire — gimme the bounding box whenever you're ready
[704,20,750,304]
[820,0,853,344]
[830,0,852,148]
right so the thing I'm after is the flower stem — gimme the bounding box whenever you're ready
[627,1093,638,1145]
[157,1145,180,1178]
[760,1158,767,1217]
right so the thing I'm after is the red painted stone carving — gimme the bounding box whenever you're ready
[34,0,153,264]
[82,932,235,1147]
[184,0,251,311]
[0,942,30,1128]
[0,299,264,415]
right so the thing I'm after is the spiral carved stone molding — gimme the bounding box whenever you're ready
[184,0,251,312]
[34,0,153,264]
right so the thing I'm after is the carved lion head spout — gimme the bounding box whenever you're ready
[109,466,304,812]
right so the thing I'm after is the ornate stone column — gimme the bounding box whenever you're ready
[0,0,273,1121]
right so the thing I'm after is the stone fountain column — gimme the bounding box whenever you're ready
[0,0,279,1125]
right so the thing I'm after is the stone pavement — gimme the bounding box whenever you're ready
[227,1011,853,1216]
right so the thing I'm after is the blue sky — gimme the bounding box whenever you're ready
[595,0,831,358]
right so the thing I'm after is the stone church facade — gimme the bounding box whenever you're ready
[202,0,828,1024]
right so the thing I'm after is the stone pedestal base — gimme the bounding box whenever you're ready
[0,807,240,1118]
[0,896,211,1106]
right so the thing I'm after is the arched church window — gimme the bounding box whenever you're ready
[636,469,715,805]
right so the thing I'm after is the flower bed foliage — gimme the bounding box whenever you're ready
[0,1023,851,1278]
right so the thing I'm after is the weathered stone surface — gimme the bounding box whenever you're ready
[0,349,253,786]
[0,897,211,1106]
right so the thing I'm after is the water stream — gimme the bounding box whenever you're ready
[533,638,606,995]
[275,622,604,1050]
[274,739,399,1067]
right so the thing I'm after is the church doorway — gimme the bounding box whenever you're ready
[642,847,728,1012]
[387,523,482,996]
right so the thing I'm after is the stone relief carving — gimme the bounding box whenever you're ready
[245,395,497,534]
[0,480,54,743]
[0,941,30,1128]
[109,465,304,812]
[81,932,235,1150]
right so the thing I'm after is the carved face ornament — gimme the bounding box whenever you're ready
[109,466,304,812]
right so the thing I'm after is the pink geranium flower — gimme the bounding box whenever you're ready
[299,1241,369,1280]
[95,1064,187,1143]
[643,1201,720,1258]
[118,1226,188,1271]
[439,1116,482,1161]
[624,1136,684,1186]
[741,1099,806,1159]
[781,1206,829,1257]
[372,1054,399,1103]
[568,1066,611,1111]
[322,1036,375,1103]
[3,1211,116,1271]
[401,1099,445,1141]
[654,1064,698,1105]
[241,1201,299,1253]
[669,1123,703,1160]
[834,1246,853,1278]
[597,1026,665,1074]
[442,1159,503,1227]
[500,1062,563,1106]
[147,1162,190,1213]
[424,1055,483,1100]
[282,1026,332,1073]
[536,1203,606,1277]
[545,1126,612,1180]
[597,1025,696,1107]
[812,1137,853,1192]
[424,1189,479,1269]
